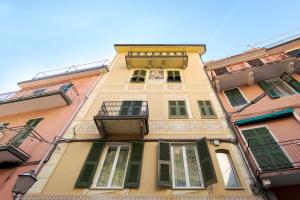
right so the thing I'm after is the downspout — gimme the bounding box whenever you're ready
[33,67,109,175]
[201,60,262,194]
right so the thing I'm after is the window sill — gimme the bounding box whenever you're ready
[171,187,205,190]
[201,115,218,119]
[90,187,125,190]
[224,187,244,190]
[169,116,189,119]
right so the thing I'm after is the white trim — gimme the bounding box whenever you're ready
[170,144,204,189]
[222,87,249,109]
[91,143,131,189]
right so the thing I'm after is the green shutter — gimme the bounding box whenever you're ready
[196,138,217,187]
[198,101,216,118]
[124,142,144,188]
[169,101,187,118]
[224,88,248,107]
[75,142,105,188]
[158,141,172,187]
[258,81,280,98]
[281,72,300,93]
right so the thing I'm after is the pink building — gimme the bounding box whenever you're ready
[205,37,300,200]
[0,63,108,199]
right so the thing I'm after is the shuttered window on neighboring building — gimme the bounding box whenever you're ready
[158,139,217,188]
[130,70,146,83]
[247,58,264,67]
[224,88,248,107]
[168,101,188,118]
[0,122,9,130]
[59,83,73,93]
[286,49,300,58]
[10,118,43,147]
[167,71,181,82]
[198,101,216,118]
[75,142,144,189]
[213,67,229,76]
[259,73,299,98]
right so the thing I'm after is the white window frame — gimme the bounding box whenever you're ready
[128,69,147,84]
[216,151,241,189]
[91,143,131,189]
[223,87,249,109]
[166,69,184,84]
[265,78,297,97]
[170,143,204,189]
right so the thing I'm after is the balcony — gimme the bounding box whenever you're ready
[212,54,300,92]
[245,139,300,187]
[125,51,188,69]
[0,126,44,168]
[94,101,149,139]
[0,82,79,116]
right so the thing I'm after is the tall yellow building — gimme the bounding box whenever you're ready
[25,44,261,199]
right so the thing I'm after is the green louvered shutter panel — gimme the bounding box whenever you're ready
[178,101,187,116]
[196,138,217,187]
[280,72,300,93]
[258,81,280,98]
[124,142,144,188]
[158,141,172,187]
[75,142,105,188]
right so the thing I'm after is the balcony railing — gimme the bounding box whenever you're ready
[245,139,300,175]
[0,126,46,166]
[94,101,149,138]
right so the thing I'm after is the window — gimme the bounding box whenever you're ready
[32,89,46,96]
[60,83,73,93]
[286,49,300,58]
[168,101,188,118]
[198,101,216,118]
[167,71,181,82]
[10,118,43,147]
[265,78,297,97]
[131,70,146,83]
[76,142,144,189]
[157,139,217,188]
[94,144,131,188]
[216,151,240,188]
[224,88,247,107]
[247,58,264,67]
[214,67,229,76]
[171,144,203,188]
[0,123,9,131]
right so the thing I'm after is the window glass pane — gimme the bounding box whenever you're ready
[224,88,247,107]
[266,79,296,96]
[173,145,186,187]
[185,145,201,187]
[97,146,117,187]
[111,146,130,187]
[216,152,240,188]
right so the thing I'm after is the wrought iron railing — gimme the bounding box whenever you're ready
[96,101,149,118]
[245,139,300,175]
[0,82,78,104]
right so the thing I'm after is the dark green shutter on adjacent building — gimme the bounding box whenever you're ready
[124,142,144,188]
[280,72,300,93]
[258,81,280,99]
[242,127,292,171]
[75,142,105,188]
[158,141,172,187]
[196,138,217,187]
[224,88,248,107]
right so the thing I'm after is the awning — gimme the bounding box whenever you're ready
[235,108,294,126]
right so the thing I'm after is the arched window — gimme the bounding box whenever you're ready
[216,150,240,188]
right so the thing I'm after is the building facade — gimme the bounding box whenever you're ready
[0,63,108,200]
[25,44,260,200]
[205,37,300,200]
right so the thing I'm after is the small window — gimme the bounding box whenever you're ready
[167,71,181,82]
[214,67,229,76]
[32,89,46,96]
[216,152,240,188]
[247,58,264,67]
[60,83,73,93]
[171,144,203,188]
[198,101,216,118]
[168,101,188,118]
[224,88,248,107]
[94,144,131,188]
[0,123,9,130]
[286,49,300,58]
[131,70,146,83]
[265,78,297,97]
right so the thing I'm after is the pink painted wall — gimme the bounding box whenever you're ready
[0,74,99,200]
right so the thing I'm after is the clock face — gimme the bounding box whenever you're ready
[149,70,164,80]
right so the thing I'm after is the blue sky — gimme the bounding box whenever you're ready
[1,0,300,92]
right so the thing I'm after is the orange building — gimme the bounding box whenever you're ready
[0,62,109,200]
[205,37,300,200]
